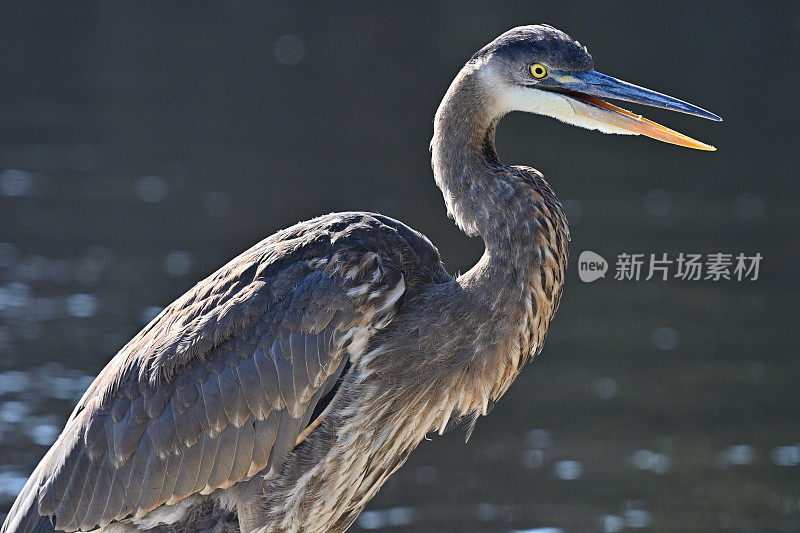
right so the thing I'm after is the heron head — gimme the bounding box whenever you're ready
[471,24,721,150]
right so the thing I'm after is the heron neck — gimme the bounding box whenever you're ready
[431,66,553,256]
[431,62,568,322]
[428,65,568,407]
[431,67,502,241]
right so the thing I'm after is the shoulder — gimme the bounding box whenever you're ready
[78,212,450,407]
[260,212,452,292]
[273,212,449,278]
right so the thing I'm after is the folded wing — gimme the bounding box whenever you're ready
[3,213,441,533]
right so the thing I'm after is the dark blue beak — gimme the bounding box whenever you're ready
[539,69,721,150]
[560,70,721,121]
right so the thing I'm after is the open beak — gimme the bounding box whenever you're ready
[543,70,722,151]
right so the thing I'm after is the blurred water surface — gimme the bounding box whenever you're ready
[1,3,799,531]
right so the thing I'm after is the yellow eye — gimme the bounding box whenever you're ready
[530,63,548,79]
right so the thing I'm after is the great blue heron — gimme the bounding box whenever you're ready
[3,25,719,533]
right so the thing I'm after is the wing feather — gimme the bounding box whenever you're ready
[184,393,207,446]
[155,451,183,508]
[52,447,90,529]
[249,412,279,477]
[169,436,203,504]
[236,356,269,419]
[194,429,221,495]
[83,410,108,461]
[176,397,205,448]
[111,415,142,466]
[289,333,312,400]
[67,453,101,530]
[173,376,199,414]
[205,423,238,490]
[264,411,303,479]
[149,402,179,458]
[229,419,255,483]
[142,387,170,420]
[303,335,322,387]
[98,456,127,525]
[252,346,282,408]
[270,339,299,414]
[116,430,150,520]
[37,422,82,516]
[136,447,168,515]
[199,373,226,437]
[82,453,113,528]
[4,212,451,532]
[218,366,249,427]
[129,396,148,425]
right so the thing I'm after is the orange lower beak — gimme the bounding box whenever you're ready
[565,90,716,151]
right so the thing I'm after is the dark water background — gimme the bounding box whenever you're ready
[1,2,799,531]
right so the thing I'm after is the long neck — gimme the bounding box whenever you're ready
[431,63,569,361]
[432,63,568,258]
[431,66,504,242]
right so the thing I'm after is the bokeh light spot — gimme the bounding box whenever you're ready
[66,293,99,318]
[165,250,193,277]
[652,326,679,351]
[273,34,305,65]
[0,169,33,197]
[135,175,168,203]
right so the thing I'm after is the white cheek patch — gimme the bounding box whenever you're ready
[496,84,635,136]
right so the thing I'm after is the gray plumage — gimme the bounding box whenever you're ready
[5,23,718,533]
[4,213,459,533]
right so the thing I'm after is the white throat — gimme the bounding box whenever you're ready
[480,69,634,136]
